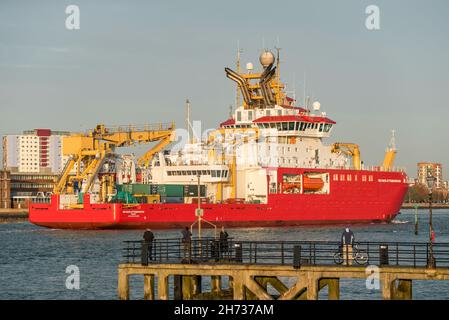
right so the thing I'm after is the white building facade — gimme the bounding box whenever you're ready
[2,129,70,174]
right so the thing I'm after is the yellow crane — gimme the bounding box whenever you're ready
[382,130,397,171]
[331,143,362,170]
[54,123,175,196]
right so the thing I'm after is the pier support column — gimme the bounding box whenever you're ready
[181,276,202,299]
[157,273,169,300]
[182,276,193,300]
[306,273,319,300]
[228,276,234,290]
[232,275,245,300]
[211,276,222,293]
[393,280,412,300]
[118,268,129,300]
[319,278,340,300]
[144,274,155,300]
[381,274,395,300]
[192,276,202,295]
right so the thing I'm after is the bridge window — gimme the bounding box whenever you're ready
[319,124,324,132]
[324,124,333,132]
[289,122,295,130]
[282,122,288,131]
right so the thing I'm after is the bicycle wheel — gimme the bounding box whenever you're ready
[355,252,369,265]
[333,252,343,265]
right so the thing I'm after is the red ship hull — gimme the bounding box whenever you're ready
[29,169,408,229]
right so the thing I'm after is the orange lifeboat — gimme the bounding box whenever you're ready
[303,176,324,191]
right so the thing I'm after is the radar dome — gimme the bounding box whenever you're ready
[313,101,321,111]
[259,51,275,67]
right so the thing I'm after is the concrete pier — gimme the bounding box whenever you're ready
[117,263,449,300]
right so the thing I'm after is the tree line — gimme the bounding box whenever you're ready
[405,184,449,203]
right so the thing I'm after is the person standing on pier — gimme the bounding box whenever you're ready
[341,227,355,266]
[219,227,229,258]
[181,227,192,258]
[143,229,154,263]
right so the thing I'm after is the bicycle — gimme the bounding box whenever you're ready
[333,244,369,265]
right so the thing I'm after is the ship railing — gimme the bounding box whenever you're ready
[123,239,449,269]
[361,166,407,173]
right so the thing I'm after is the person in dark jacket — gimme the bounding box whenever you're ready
[143,229,154,262]
[219,227,229,258]
[181,227,192,258]
[341,227,355,265]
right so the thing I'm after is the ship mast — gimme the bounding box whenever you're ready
[186,99,191,144]
[236,43,243,109]
[275,46,281,106]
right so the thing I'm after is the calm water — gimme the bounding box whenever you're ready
[1,209,449,300]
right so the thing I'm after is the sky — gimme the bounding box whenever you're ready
[0,0,448,180]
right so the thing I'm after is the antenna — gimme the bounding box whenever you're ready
[293,72,296,105]
[303,72,306,109]
[186,99,191,144]
[389,130,397,151]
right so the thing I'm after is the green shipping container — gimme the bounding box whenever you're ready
[131,183,152,195]
[155,184,185,197]
[116,184,133,193]
[183,185,206,197]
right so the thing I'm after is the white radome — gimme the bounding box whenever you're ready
[246,62,254,71]
[313,101,321,111]
[259,51,275,67]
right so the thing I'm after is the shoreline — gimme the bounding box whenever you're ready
[401,203,449,209]
[0,209,28,223]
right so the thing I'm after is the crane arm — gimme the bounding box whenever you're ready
[331,143,362,170]
[137,132,175,167]
[55,122,176,195]
[91,123,175,147]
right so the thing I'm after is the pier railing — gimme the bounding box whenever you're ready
[123,239,449,268]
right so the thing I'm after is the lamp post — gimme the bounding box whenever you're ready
[426,171,436,269]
